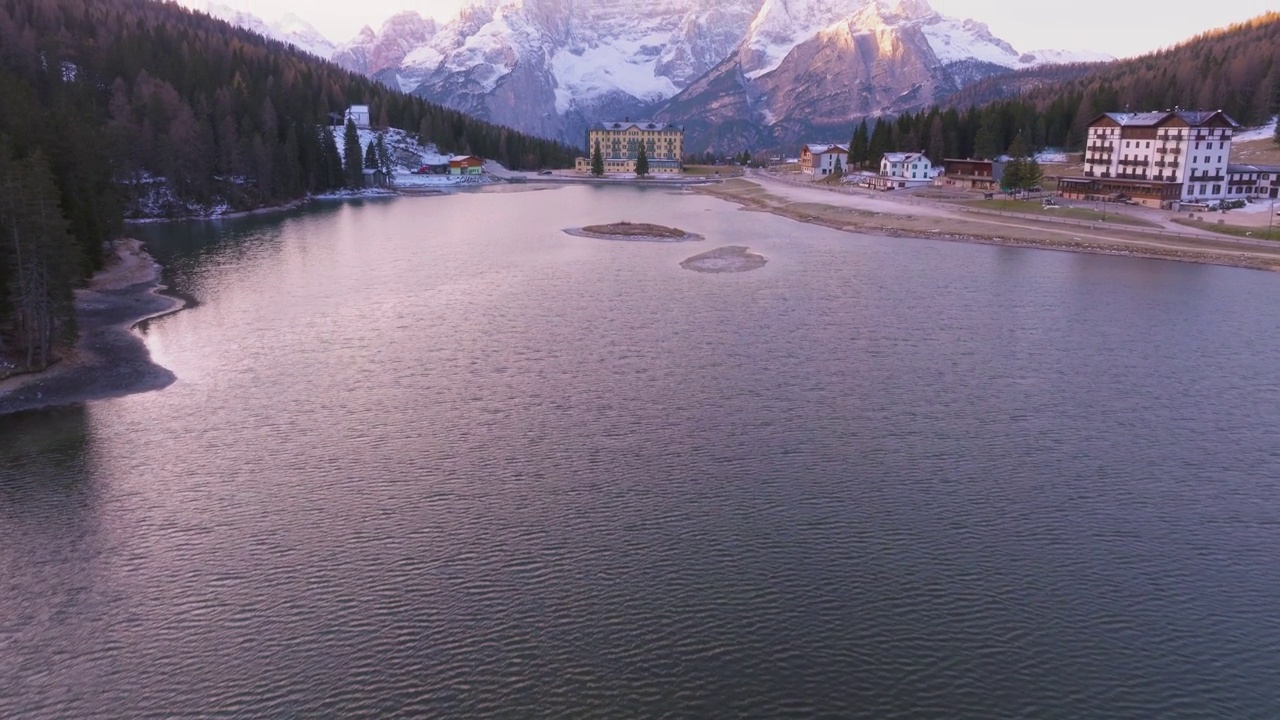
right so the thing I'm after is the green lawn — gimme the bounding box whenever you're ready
[1170,217,1280,242]
[683,165,744,177]
[960,199,1159,227]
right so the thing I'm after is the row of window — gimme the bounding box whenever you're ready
[1092,154,1225,164]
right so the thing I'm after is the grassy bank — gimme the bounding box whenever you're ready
[1171,218,1280,242]
[683,165,744,177]
[960,200,1159,227]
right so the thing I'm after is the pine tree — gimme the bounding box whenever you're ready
[850,119,869,167]
[365,140,378,169]
[635,143,649,177]
[974,115,1002,160]
[1001,158,1025,193]
[867,119,892,165]
[927,116,945,166]
[832,157,844,180]
[321,126,344,191]
[0,146,83,369]
[1023,157,1044,190]
[343,119,364,188]
[1007,132,1032,160]
[591,141,604,177]
[375,133,393,173]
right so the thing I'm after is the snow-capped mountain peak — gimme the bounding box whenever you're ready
[180,2,336,58]
[192,0,1114,152]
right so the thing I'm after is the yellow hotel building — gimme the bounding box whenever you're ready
[576,120,684,174]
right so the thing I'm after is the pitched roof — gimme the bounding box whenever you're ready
[593,120,683,132]
[1096,109,1241,128]
[883,152,928,163]
[803,143,849,155]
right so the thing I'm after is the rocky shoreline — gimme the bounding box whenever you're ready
[0,239,183,416]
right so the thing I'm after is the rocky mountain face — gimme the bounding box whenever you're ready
[655,0,1114,151]
[208,0,1112,153]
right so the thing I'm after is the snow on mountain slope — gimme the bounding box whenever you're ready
[551,39,681,115]
[179,2,335,58]
[1016,48,1116,66]
[739,0,865,79]
[917,13,1020,66]
[185,0,1115,150]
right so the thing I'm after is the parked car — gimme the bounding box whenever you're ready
[539,170,554,175]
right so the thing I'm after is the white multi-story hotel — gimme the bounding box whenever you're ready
[1059,110,1240,208]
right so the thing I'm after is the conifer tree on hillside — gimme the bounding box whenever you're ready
[635,143,649,177]
[376,134,393,174]
[849,119,869,167]
[973,115,1002,160]
[592,141,604,177]
[343,119,364,188]
[321,126,344,191]
[365,140,379,169]
[0,143,83,369]
[867,119,892,165]
[1007,132,1031,161]
[927,116,945,164]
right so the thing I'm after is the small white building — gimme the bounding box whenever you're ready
[800,143,849,177]
[873,152,935,189]
[345,105,371,128]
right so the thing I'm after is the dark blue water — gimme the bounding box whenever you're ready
[3,186,1280,718]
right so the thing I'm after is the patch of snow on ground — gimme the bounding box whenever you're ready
[393,173,492,188]
[347,127,451,169]
[1228,199,1278,214]
[1036,149,1070,163]
[1236,117,1278,143]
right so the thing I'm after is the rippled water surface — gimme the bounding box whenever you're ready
[3,185,1280,718]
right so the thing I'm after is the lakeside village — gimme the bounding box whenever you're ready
[353,99,1280,212]
[792,110,1278,210]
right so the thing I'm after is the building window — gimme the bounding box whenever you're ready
[1213,185,1221,194]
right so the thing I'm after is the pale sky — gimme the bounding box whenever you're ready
[197,0,1278,59]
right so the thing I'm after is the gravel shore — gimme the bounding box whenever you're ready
[0,239,183,416]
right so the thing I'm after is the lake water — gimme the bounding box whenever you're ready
[3,185,1280,718]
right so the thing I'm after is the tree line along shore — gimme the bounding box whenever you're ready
[0,0,578,377]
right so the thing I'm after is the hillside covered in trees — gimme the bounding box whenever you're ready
[841,13,1280,165]
[0,0,579,375]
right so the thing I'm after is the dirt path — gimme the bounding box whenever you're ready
[693,176,1280,272]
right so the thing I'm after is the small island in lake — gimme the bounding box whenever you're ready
[681,246,768,273]
[566,221,703,242]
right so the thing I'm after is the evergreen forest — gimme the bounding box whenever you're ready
[844,12,1280,164]
[0,0,578,373]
